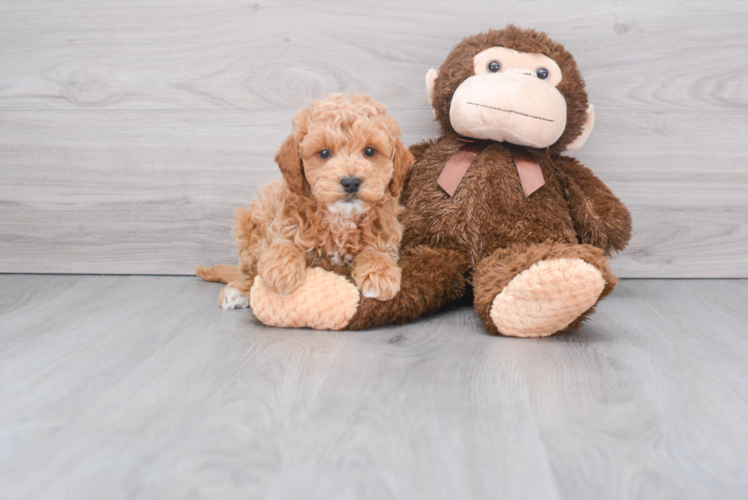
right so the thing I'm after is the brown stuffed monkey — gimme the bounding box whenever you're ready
[249,25,632,337]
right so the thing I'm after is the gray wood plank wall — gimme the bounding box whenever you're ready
[1,0,746,277]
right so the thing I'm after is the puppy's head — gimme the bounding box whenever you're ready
[275,93,413,216]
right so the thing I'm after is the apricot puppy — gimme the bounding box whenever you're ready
[196,93,413,310]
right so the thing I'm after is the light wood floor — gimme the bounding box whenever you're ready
[1,275,746,499]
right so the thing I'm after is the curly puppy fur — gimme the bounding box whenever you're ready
[196,93,413,307]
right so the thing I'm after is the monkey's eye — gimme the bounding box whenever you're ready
[536,67,549,80]
[487,60,502,73]
[363,147,376,157]
[318,149,331,159]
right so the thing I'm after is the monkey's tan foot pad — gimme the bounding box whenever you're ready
[249,267,360,330]
[490,257,605,338]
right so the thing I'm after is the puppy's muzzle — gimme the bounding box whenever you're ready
[341,177,362,194]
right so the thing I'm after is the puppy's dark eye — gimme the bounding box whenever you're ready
[536,67,549,80]
[363,147,376,157]
[318,149,331,159]
[487,61,501,73]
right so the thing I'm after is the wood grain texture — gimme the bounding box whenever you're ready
[0,276,747,499]
[1,0,747,276]
[1,108,746,277]
[1,0,746,111]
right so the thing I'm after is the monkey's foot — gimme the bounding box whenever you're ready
[249,267,360,330]
[490,258,605,337]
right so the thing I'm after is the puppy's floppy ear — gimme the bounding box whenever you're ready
[275,134,309,196]
[388,136,414,198]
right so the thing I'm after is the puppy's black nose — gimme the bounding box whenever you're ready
[341,177,361,194]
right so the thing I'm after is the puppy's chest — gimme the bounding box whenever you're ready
[305,215,363,265]
[326,250,354,266]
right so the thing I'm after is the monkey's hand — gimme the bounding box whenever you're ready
[250,267,360,330]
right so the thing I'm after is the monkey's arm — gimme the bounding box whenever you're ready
[554,155,632,254]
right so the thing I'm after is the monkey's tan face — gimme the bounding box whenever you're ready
[448,47,567,148]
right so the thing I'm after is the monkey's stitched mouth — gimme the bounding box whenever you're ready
[466,102,554,123]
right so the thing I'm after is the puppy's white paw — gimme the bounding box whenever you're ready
[352,254,401,302]
[359,271,400,301]
[221,287,249,310]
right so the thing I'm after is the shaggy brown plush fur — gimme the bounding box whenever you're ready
[343,26,632,335]
[196,93,413,308]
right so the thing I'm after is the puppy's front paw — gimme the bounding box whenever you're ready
[358,266,401,301]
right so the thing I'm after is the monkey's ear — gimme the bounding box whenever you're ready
[388,136,414,198]
[425,68,438,117]
[566,104,595,150]
[275,134,308,196]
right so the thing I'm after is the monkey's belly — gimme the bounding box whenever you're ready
[402,159,578,258]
